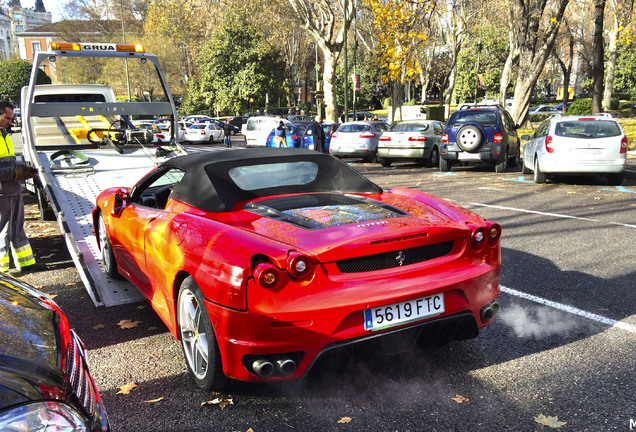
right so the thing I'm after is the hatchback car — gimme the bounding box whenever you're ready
[440,105,520,172]
[265,124,305,148]
[377,120,445,167]
[0,273,110,431]
[301,123,339,152]
[521,114,628,185]
[183,123,224,144]
[329,121,391,161]
[287,115,314,125]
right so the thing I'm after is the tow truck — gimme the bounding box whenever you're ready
[21,42,185,307]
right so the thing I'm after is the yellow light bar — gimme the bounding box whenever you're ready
[49,42,146,54]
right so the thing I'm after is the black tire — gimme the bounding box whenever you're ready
[533,158,547,183]
[177,277,227,391]
[509,146,520,168]
[379,157,392,167]
[607,172,624,186]
[495,147,508,173]
[439,157,451,172]
[456,125,484,152]
[37,189,55,221]
[98,213,121,278]
[425,146,439,168]
[209,135,215,144]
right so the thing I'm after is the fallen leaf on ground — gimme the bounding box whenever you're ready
[144,397,164,403]
[337,417,352,424]
[137,305,147,310]
[147,326,158,331]
[117,383,138,395]
[65,282,76,286]
[451,394,469,404]
[534,414,567,428]
[117,319,142,329]
[200,396,234,410]
[92,324,105,329]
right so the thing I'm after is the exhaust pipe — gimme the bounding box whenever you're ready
[252,359,275,378]
[480,301,500,323]
[275,358,296,376]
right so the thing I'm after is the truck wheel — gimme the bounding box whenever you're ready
[98,213,121,279]
[37,189,55,221]
[439,158,451,172]
[178,277,227,391]
[495,148,508,173]
[456,125,483,152]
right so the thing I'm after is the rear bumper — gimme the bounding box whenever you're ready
[377,146,428,159]
[441,143,507,162]
[207,254,500,382]
[539,155,626,174]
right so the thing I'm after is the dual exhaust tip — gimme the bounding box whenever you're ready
[480,301,500,323]
[252,357,296,378]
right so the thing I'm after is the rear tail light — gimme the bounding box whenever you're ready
[287,252,313,278]
[441,133,449,143]
[469,225,487,249]
[487,223,502,244]
[379,136,391,141]
[200,130,206,135]
[254,263,280,289]
[493,133,503,143]
[545,135,555,153]
[408,136,427,142]
[331,132,338,138]
[291,135,299,140]
[359,132,376,138]
[157,134,165,140]
[620,136,627,153]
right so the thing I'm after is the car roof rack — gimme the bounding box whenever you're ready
[458,103,505,110]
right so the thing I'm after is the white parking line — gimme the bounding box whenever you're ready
[501,285,636,334]
[469,203,636,229]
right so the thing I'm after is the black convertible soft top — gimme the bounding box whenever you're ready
[164,148,383,212]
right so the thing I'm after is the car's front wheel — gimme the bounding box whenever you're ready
[521,150,531,174]
[98,213,120,279]
[178,277,227,391]
[533,158,547,183]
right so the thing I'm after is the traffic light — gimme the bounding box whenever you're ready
[248,95,255,110]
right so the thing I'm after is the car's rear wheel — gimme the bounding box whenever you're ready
[98,213,120,279]
[533,158,547,183]
[439,157,451,172]
[209,135,215,144]
[378,157,392,167]
[178,277,227,391]
[607,172,624,186]
[425,146,439,168]
[509,146,520,168]
[456,125,484,152]
[521,151,531,174]
[495,148,508,173]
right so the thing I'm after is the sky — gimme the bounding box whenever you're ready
[21,0,63,22]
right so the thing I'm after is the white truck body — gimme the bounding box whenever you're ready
[388,105,427,123]
[21,43,185,307]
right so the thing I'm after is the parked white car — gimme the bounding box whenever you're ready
[183,122,224,144]
[521,113,627,185]
[244,116,289,147]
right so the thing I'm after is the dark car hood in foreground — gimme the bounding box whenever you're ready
[0,275,66,409]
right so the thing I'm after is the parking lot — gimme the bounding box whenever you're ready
[15,139,636,431]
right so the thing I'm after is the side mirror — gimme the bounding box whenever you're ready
[112,190,127,217]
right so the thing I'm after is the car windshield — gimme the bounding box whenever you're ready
[391,122,430,132]
[191,124,205,130]
[229,161,319,191]
[449,111,498,127]
[339,124,371,132]
[554,120,622,138]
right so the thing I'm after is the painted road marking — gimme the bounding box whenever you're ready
[433,171,458,176]
[599,186,636,193]
[470,203,636,229]
[503,175,534,183]
[501,285,636,334]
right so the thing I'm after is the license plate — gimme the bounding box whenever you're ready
[389,148,412,156]
[340,147,355,152]
[364,294,445,331]
[573,148,602,157]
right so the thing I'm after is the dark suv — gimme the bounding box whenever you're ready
[440,105,520,172]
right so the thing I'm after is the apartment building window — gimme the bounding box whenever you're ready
[32,42,41,53]
[15,25,23,32]
[14,13,22,22]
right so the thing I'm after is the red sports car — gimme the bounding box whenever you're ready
[93,148,501,390]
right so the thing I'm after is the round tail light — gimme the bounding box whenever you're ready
[253,263,280,289]
[469,226,487,249]
[487,223,502,244]
[287,252,313,279]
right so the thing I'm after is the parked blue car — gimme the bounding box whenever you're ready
[265,124,306,148]
[301,123,340,152]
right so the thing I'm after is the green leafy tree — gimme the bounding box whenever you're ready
[0,60,51,105]
[182,8,286,115]
[613,41,636,98]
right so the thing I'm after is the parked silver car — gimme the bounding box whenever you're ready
[521,113,627,185]
[376,120,445,167]
[329,121,390,161]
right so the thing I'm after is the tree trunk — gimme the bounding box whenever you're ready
[591,0,606,114]
[322,48,340,122]
[499,1,518,106]
[602,28,618,111]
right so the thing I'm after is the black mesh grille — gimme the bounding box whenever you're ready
[336,241,454,273]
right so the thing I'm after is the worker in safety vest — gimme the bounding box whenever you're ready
[0,100,39,273]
